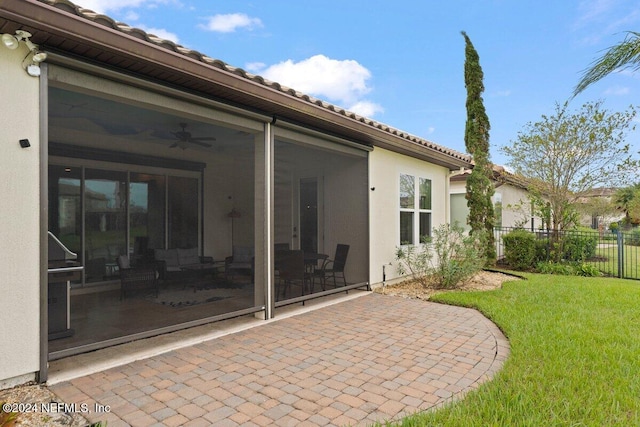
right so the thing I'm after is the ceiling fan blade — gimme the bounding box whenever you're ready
[169,142,179,148]
[171,131,192,140]
[190,140,213,148]
[191,136,217,141]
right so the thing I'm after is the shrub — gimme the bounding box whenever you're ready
[536,261,576,275]
[562,229,598,261]
[535,237,550,262]
[503,229,536,270]
[535,261,602,277]
[626,229,640,246]
[395,243,431,288]
[395,223,484,289]
[575,262,602,277]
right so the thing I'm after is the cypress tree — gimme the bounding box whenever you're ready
[461,31,496,263]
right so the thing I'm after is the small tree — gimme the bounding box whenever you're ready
[502,101,636,232]
[461,31,496,264]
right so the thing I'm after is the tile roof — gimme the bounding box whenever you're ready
[450,164,531,191]
[10,0,472,166]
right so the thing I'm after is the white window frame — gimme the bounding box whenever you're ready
[399,174,432,245]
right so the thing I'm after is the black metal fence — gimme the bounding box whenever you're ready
[494,226,640,280]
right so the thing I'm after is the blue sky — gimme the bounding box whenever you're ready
[78,0,640,166]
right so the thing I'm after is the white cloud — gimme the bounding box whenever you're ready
[603,85,630,95]
[574,0,640,44]
[75,0,179,44]
[617,69,640,79]
[123,11,139,21]
[245,62,266,73]
[348,101,384,117]
[75,0,171,14]
[199,13,263,33]
[253,54,378,111]
[138,26,180,43]
[575,0,615,28]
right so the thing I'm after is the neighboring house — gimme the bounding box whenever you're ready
[574,187,624,231]
[0,0,471,388]
[450,165,542,230]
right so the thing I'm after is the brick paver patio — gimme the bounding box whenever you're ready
[50,293,509,426]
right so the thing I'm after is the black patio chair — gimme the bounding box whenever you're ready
[316,244,349,290]
[276,250,310,300]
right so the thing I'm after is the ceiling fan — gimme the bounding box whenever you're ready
[169,122,216,149]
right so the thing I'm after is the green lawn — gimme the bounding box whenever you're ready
[378,273,640,426]
[591,245,640,280]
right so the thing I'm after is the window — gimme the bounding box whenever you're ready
[399,174,415,244]
[399,174,432,244]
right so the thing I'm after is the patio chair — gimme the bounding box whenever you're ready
[116,255,158,300]
[274,243,290,251]
[225,246,255,282]
[315,244,349,290]
[274,243,292,270]
[276,250,310,300]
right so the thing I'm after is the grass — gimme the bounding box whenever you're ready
[376,273,640,426]
[591,245,640,280]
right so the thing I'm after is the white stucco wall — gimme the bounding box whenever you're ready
[450,178,541,229]
[0,48,42,386]
[369,147,450,285]
[497,183,541,229]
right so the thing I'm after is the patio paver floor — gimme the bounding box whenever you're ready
[50,293,508,426]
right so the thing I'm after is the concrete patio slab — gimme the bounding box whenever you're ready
[49,293,509,426]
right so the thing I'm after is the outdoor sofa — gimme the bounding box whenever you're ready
[153,247,215,281]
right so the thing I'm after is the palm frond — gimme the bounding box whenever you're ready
[573,31,640,97]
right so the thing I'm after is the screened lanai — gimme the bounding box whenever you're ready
[46,66,369,358]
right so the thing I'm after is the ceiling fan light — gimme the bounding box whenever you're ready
[2,33,19,49]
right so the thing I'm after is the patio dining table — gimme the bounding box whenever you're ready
[303,252,328,293]
[303,252,328,270]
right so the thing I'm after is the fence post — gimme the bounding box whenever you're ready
[617,231,624,278]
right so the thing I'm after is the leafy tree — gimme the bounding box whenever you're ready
[502,101,637,235]
[461,31,495,264]
[574,31,640,96]
[614,183,640,226]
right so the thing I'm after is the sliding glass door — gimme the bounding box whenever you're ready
[84,169,127,282]
[49,163,200,286]
[48,165,82,262]
[168,176,198,249]
[130,173,166,262]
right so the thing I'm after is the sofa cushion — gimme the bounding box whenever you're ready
[178,247,200,266]
[154,248,179,267]
[233,246,254,263]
